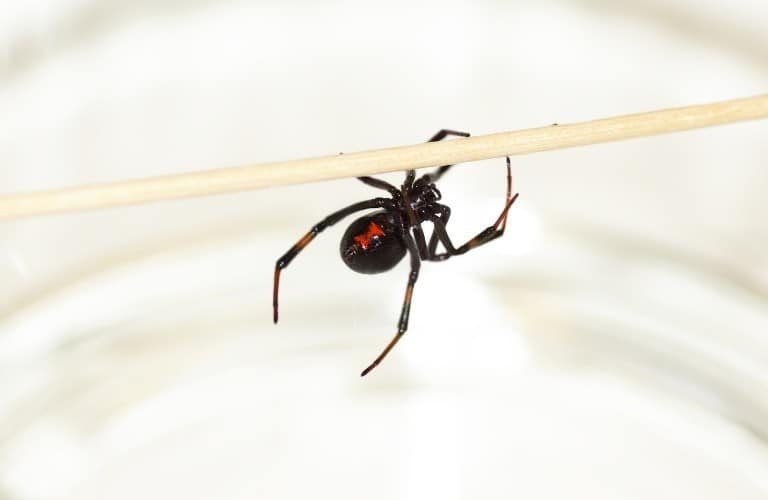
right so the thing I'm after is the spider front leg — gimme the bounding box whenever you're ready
[273,198,394,324]
[429,157,517,261]
[360,224,421,376]
[430,193,518,260]
[357,176,400,197]
[422,129,471,183]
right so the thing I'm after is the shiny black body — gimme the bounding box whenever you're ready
[273,129,519,376]
[340,211,406,274]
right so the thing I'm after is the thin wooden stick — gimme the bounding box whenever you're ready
[2,94,767,220]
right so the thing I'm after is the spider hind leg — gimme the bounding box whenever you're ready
[360,217,422,376]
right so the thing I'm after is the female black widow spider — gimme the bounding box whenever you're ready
[273,129,519,376]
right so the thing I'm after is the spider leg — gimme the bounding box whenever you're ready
[500,156,513,233]
[273,197,395,323]
[427,129,471,143]
[403,169,416,188]
[357,176,399,197]
[427,205,450,256]
[400,179,433,260]
[405,130,470,188]
[410,205,456,260]
[429,157,516,261]
[360,227,421,376]
[411,222,430,260]
[429,194,518,261]
[420,129,471,183]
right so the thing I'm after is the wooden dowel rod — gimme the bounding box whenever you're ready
[1,93,767,220]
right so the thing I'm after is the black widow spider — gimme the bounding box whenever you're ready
[273,129,519,376]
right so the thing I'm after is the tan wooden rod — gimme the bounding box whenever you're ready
[1,93,767,220]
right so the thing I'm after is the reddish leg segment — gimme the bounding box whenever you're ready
[273,198,394,323]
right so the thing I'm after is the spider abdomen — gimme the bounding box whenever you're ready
[340,211,406,274]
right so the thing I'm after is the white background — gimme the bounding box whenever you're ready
[1,1,768,499]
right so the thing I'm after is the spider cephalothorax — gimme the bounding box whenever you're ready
[273,129,519,376]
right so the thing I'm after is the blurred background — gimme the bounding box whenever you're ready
[1,1,768,498]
